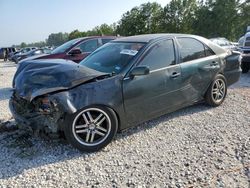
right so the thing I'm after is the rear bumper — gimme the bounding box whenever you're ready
[224,68,241,86]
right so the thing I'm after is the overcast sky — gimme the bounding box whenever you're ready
[0,0,170,46]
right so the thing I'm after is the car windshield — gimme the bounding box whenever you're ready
[51,38,80,54]
[80,42,145,74]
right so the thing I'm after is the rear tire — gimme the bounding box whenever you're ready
[64,106,118,152]
[205,74,227,107]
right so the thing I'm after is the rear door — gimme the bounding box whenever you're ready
[123,39,184,124]
[176,37,220,102]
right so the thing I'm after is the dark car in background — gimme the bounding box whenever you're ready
[15,48,52,63]
[210,37,237,51]
[32,36,117,63]
[0,47,16,59]
[10,34,241,152]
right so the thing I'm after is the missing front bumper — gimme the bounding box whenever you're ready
[9,95,65,134]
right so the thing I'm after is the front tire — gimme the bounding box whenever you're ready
[64,106,118,152]
[205,74,227,107]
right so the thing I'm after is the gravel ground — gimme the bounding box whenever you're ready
[0,59,249,188]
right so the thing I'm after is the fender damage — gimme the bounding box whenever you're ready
[10,59,109,134]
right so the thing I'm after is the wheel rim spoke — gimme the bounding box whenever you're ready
[93,113,103,123]
[215,93,219,100]
[212,89,218,95]
[76,128,88,134]
[220,91,224,97]
[96,117,106,126]
[219,81,224,89]
[85,130,91,142]
[95,130,105,136]
[214,81,219,88]
[75,124,88,129]
[82,113,89,124]
[96,126,107,133]
[87,111,94,122]
[90,132,95,142]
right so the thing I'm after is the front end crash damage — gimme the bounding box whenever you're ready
[10,93,65,134]
[10,59,108,135]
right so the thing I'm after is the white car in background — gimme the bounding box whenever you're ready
[209,37,237,51]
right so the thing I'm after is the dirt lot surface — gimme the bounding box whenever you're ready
[0,60,249,188]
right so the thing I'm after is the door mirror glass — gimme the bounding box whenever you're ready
[69,48,82,55]
[130,66,150,77]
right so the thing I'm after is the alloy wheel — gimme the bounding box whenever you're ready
[211,78,226,103]
[72,108,111,146]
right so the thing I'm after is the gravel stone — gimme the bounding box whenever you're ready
[0,60,249,187]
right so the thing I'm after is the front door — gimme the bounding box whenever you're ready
[122,39,184,125]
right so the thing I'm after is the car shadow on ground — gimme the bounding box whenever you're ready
[229,73,250,89]
[0,87,13,101]
[0,102,212,180]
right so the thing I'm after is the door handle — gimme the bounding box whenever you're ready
[170,72,181,78]
[210,61,219,66]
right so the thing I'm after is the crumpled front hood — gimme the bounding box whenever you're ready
[13,59,106,101]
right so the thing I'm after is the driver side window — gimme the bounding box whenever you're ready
[77,39,98,53]
[139,39,176,70]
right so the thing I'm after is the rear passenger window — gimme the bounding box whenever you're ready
[204,46,215,56]
[177,38,206,62]
[139,39,175,70]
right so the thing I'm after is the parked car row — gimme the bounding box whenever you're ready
[32,36,116,63]
[6,36,116,64]
[0,47,17,59]
[10,33,241,152]
[209,37,238,51]
[12,48,52,63]
[10,47,38,63]
[209,33,250,73]
[237,27,250,73]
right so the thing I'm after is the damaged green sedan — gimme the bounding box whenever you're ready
[10,34,241,152]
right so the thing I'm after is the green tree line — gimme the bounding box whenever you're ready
[17,0,250,48]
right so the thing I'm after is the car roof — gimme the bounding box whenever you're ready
[114,33,204,43]
[76,36,117,41]
[209,37,228,41]
[244,32,250,36]
[114,33,227,55]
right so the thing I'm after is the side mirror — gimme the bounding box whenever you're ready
[69,49,82,55]
[129,66,150,78]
